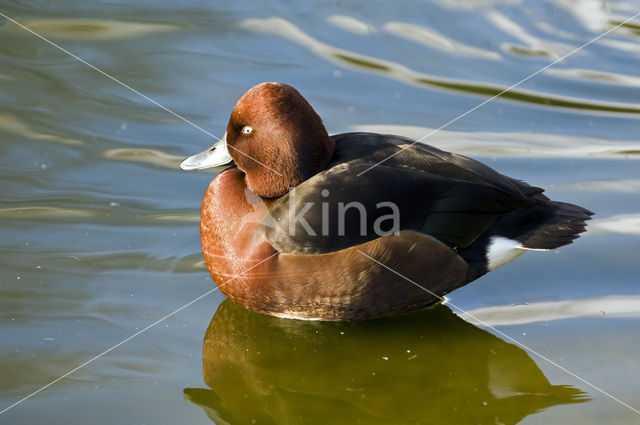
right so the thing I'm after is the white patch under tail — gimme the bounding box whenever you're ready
[486,236,549,270]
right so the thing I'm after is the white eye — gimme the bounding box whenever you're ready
[241,125,253,135]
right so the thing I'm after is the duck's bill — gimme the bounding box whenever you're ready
[180,133,234,170]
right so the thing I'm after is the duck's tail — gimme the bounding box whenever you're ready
[516,201,594,250]
[460,200,593,276]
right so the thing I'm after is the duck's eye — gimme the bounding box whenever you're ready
[241,125,253,135]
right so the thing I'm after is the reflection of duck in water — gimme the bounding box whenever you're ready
[184,301,587,425]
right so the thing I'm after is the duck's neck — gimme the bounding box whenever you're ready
[245,136,335,199]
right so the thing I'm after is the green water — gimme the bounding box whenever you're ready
[186,301,586,425]
[1,0,640,424]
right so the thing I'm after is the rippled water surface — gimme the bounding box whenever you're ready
[1,0,639,424]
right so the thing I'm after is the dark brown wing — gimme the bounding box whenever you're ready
[263,133,540,254]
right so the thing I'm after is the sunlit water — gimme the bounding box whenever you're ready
[1,0,639,424]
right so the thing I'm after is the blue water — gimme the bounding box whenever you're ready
[1,0,639,423]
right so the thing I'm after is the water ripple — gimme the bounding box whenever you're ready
[384,21,501,60]
[4,18,180,40]
[589,214,640,236]
[461,294,640,326]
[0,113,84,145]
[326,15,373,35]
[0,205,106,219]
[351,124,640,158]
[103,148,183,169]
[238,17,640,115]
[546,68,640,86]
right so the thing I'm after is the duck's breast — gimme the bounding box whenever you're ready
[200,168,277,302]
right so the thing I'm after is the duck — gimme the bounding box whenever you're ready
[180,82,593,321]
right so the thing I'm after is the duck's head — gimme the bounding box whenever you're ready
[180,82,335,198]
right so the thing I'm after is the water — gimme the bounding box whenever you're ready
[1,0,639,423]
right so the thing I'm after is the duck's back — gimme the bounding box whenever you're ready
[265,133,591,264]
[327,132,537,196]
